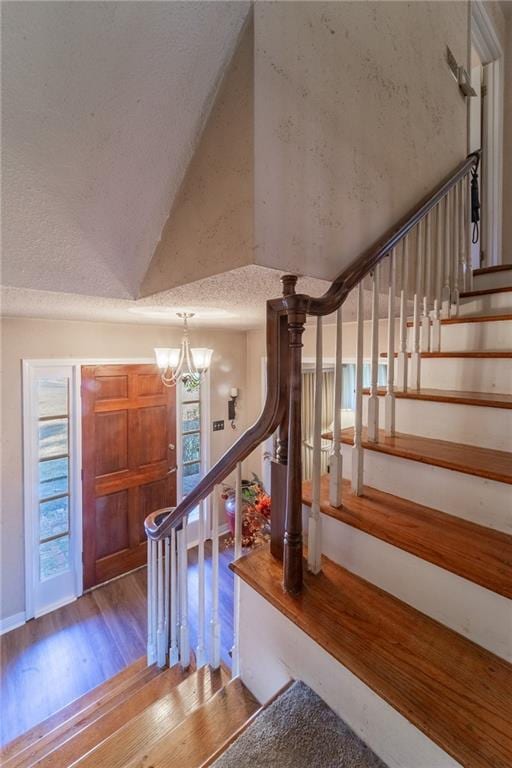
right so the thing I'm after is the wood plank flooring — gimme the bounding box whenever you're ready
[232,546,512,768]
[0,539,234,746]
[302,476,512,597]
[330,427,512,484]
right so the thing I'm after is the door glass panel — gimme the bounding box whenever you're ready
[183,461,201,495]
[40,497,69,540]
[39,457,68,499]
[39,418,68,459]
[181,375,201,402]
[183,433,200,464]
[182,403,200,434]
[38,379,68,418]
[40,535,70,580]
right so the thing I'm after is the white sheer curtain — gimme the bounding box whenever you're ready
[301,369,334,481]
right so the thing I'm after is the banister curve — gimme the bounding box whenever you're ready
[145,299,288,540]
[145,150,480,542]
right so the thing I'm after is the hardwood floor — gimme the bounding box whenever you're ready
[0,538,234,746]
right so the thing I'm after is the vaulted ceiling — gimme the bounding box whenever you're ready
[2,1,250,300]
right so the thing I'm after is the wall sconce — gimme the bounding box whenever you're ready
[228,388,239,430]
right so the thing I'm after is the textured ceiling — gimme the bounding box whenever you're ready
[1,266,336,330]
[2,1,250,299]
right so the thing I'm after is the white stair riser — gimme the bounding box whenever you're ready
[458,291,512,315]
[473,270,512,291]
[416,357,511,392]
[239,584,462,768]
[362,396,512,452]
[341,443,511,533]
[407,319,512,351]
[303,511,511,661]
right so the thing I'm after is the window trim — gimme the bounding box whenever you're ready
[176,370,211,545]
[23,361,82,619]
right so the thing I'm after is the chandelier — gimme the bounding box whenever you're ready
[154,312,213,388]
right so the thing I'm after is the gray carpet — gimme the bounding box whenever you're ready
[212,681,388,767]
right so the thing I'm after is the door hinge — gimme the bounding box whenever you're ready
[481,84,487,98]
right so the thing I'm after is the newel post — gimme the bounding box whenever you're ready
[282,276,306,594]
[270,306,291,562]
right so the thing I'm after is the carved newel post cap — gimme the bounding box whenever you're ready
[281,274,298,296]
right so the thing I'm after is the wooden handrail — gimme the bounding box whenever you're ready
[145,299,290,540]
[145,151,480,551]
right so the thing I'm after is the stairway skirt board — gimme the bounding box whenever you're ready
[458,289,512,315]
[341,443,511,533]
[238,583,462,768]
[361,395,512,452]
[211,681,386,768]
[413,356,512,392]
[406,317,512,350]
[303,509,512,661]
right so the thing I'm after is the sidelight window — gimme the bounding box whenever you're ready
[23,362,81,618]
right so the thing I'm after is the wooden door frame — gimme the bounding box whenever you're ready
[471,0,504,267]
[23,357,154,619]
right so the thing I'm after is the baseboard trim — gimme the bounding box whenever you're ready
[0,611,26,636]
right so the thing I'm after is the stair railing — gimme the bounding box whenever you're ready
[144,151,480,670]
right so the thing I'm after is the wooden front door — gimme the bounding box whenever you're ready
[82,364,176,589]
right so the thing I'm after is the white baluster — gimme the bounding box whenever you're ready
[397,238,409,391]
[147,538,157,665]
[196,500,206,668]
[432,201,443,352]
[420,213,432,352]
[367,266,380,442]
[164,536,170,660]
[156,539,166,667]
[410,220,423,390]
[231,462,242,676]
[465,175,473,292]
[352,282,364,496]
[459,179,468,292]
[442,190,452,317]
[209,486,221,670]
[452,182,460,314]
[169,528,179,666]
[308,316,323,574]
[385,251,396,436]
[329,307,343,507]
[178,519,190,669]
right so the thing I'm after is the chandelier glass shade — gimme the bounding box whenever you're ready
[154,313,213,388]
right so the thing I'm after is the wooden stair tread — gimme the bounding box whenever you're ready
[361,386,512,409]
[302,476,512,597]
[232,546,512,768]
[73,666,229,768]
[122,678,259,768]
[0,657,155,763]
[6,665,188,768]
[407,312,512,325]
[333,427,512,485]
[381,350,512,358]
[461,286,512,298]
[473,264,512,276]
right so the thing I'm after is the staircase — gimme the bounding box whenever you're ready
[4,154,512,767]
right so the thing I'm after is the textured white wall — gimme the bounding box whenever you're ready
[2,1,250,299]
[0,317,248,621]
[253,1,469,282]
